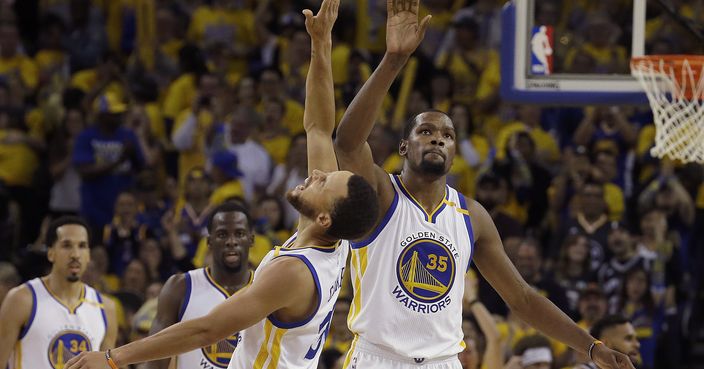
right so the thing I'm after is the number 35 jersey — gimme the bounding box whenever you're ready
[347,174,475,359]
[229,238,348,369]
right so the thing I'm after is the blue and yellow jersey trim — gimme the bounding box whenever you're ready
[457,195,475,272]
[350,189,398,249]
[204,268,254,298]
[393,175,449,223]
[267,254,322,329]
[40,279,86,314]
[253,320,287,369]
[18,283,37,339]
[279,235,340,253]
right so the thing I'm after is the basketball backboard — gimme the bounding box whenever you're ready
[500,0,648,105]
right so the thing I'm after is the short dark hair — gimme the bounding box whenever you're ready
[45,216,91,248]
[207,201,253,232]
[590,314,630,339]
[326,175,379,240]
[402,109,453,139]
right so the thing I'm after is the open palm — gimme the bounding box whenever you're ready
[386,0,432,56]
[303,0,340,41]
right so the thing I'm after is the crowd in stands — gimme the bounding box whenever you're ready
[0,0,703,368]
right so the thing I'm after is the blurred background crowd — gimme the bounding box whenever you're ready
[0,0,703,368]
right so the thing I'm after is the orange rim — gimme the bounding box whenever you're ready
[631,55,704,100]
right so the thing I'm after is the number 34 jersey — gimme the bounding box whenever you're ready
[12,278,107,369]
[347,174,475,360]
[229,238,348,369]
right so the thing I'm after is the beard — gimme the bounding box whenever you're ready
[66,274,80,283]
[286,190,318,220]
[418,157,447,176]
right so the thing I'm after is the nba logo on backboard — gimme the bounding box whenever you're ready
[530,25,553,75]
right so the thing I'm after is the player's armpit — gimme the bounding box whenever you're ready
[0,285,33,367]
[202,256,316,341]
[104,260,315,367]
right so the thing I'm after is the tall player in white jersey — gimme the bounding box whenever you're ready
[144,201,255,369]
[0,216,118,369]
[333,1,637,368]
[65,1,378,368]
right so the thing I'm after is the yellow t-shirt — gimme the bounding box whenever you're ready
[144,102,166,141]
[70,69,126,101]
[494,122,560,162]
[209,180,245,206]
[0,55,39,90]
[34,50,66,73]
[604,183,625,221]
[0,130,40,187]
[256,99,305,136]
[259,135,291,165]
[162,73,196,120]
[173,108,214,184]
[496,321,568,358]
[564,43,627,72]
[435,48,499,105]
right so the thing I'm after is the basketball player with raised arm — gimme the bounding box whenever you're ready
[0,216,118,369]
[332,1,636,369]
[65,1,378,368]
[144,201,255,369]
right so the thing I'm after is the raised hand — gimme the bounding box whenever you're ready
[302,0,340,42]
[386,0,432,56]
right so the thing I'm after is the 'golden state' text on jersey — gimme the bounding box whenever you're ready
[177,267,253,369]
[346,174,475,360]
[12,278,107,369]
[228,238,348,369]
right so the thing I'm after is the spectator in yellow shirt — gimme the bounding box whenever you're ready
[0,23,39,93]
[162,44,208,123]
[257,67,304,134]
[35,14,68,85]
[435,16,499,108]
[495,105,560,164]
[564,15,628,74]
[256,98,291,165]
[171,73,221,184]
[208,150,245,206]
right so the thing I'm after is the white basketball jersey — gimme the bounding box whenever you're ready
[347,174,475,359]
[12,278,107,369]
[229,238,348,369]
[177,268,253,369]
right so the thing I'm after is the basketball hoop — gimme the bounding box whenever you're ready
[630,55,704,163]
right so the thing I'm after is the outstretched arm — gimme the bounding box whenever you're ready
[334,0,430,188]
[65,258,313,369]
[302,0,340,175]
[468,198,635,369]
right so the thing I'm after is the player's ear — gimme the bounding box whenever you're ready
[249,231,255,247]
[47,245,55,263]
[316,212,332,230]
[399,140,408,156]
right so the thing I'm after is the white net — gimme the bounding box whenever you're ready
[631,56,704,163]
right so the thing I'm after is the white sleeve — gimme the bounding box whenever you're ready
[171,113,198,151]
